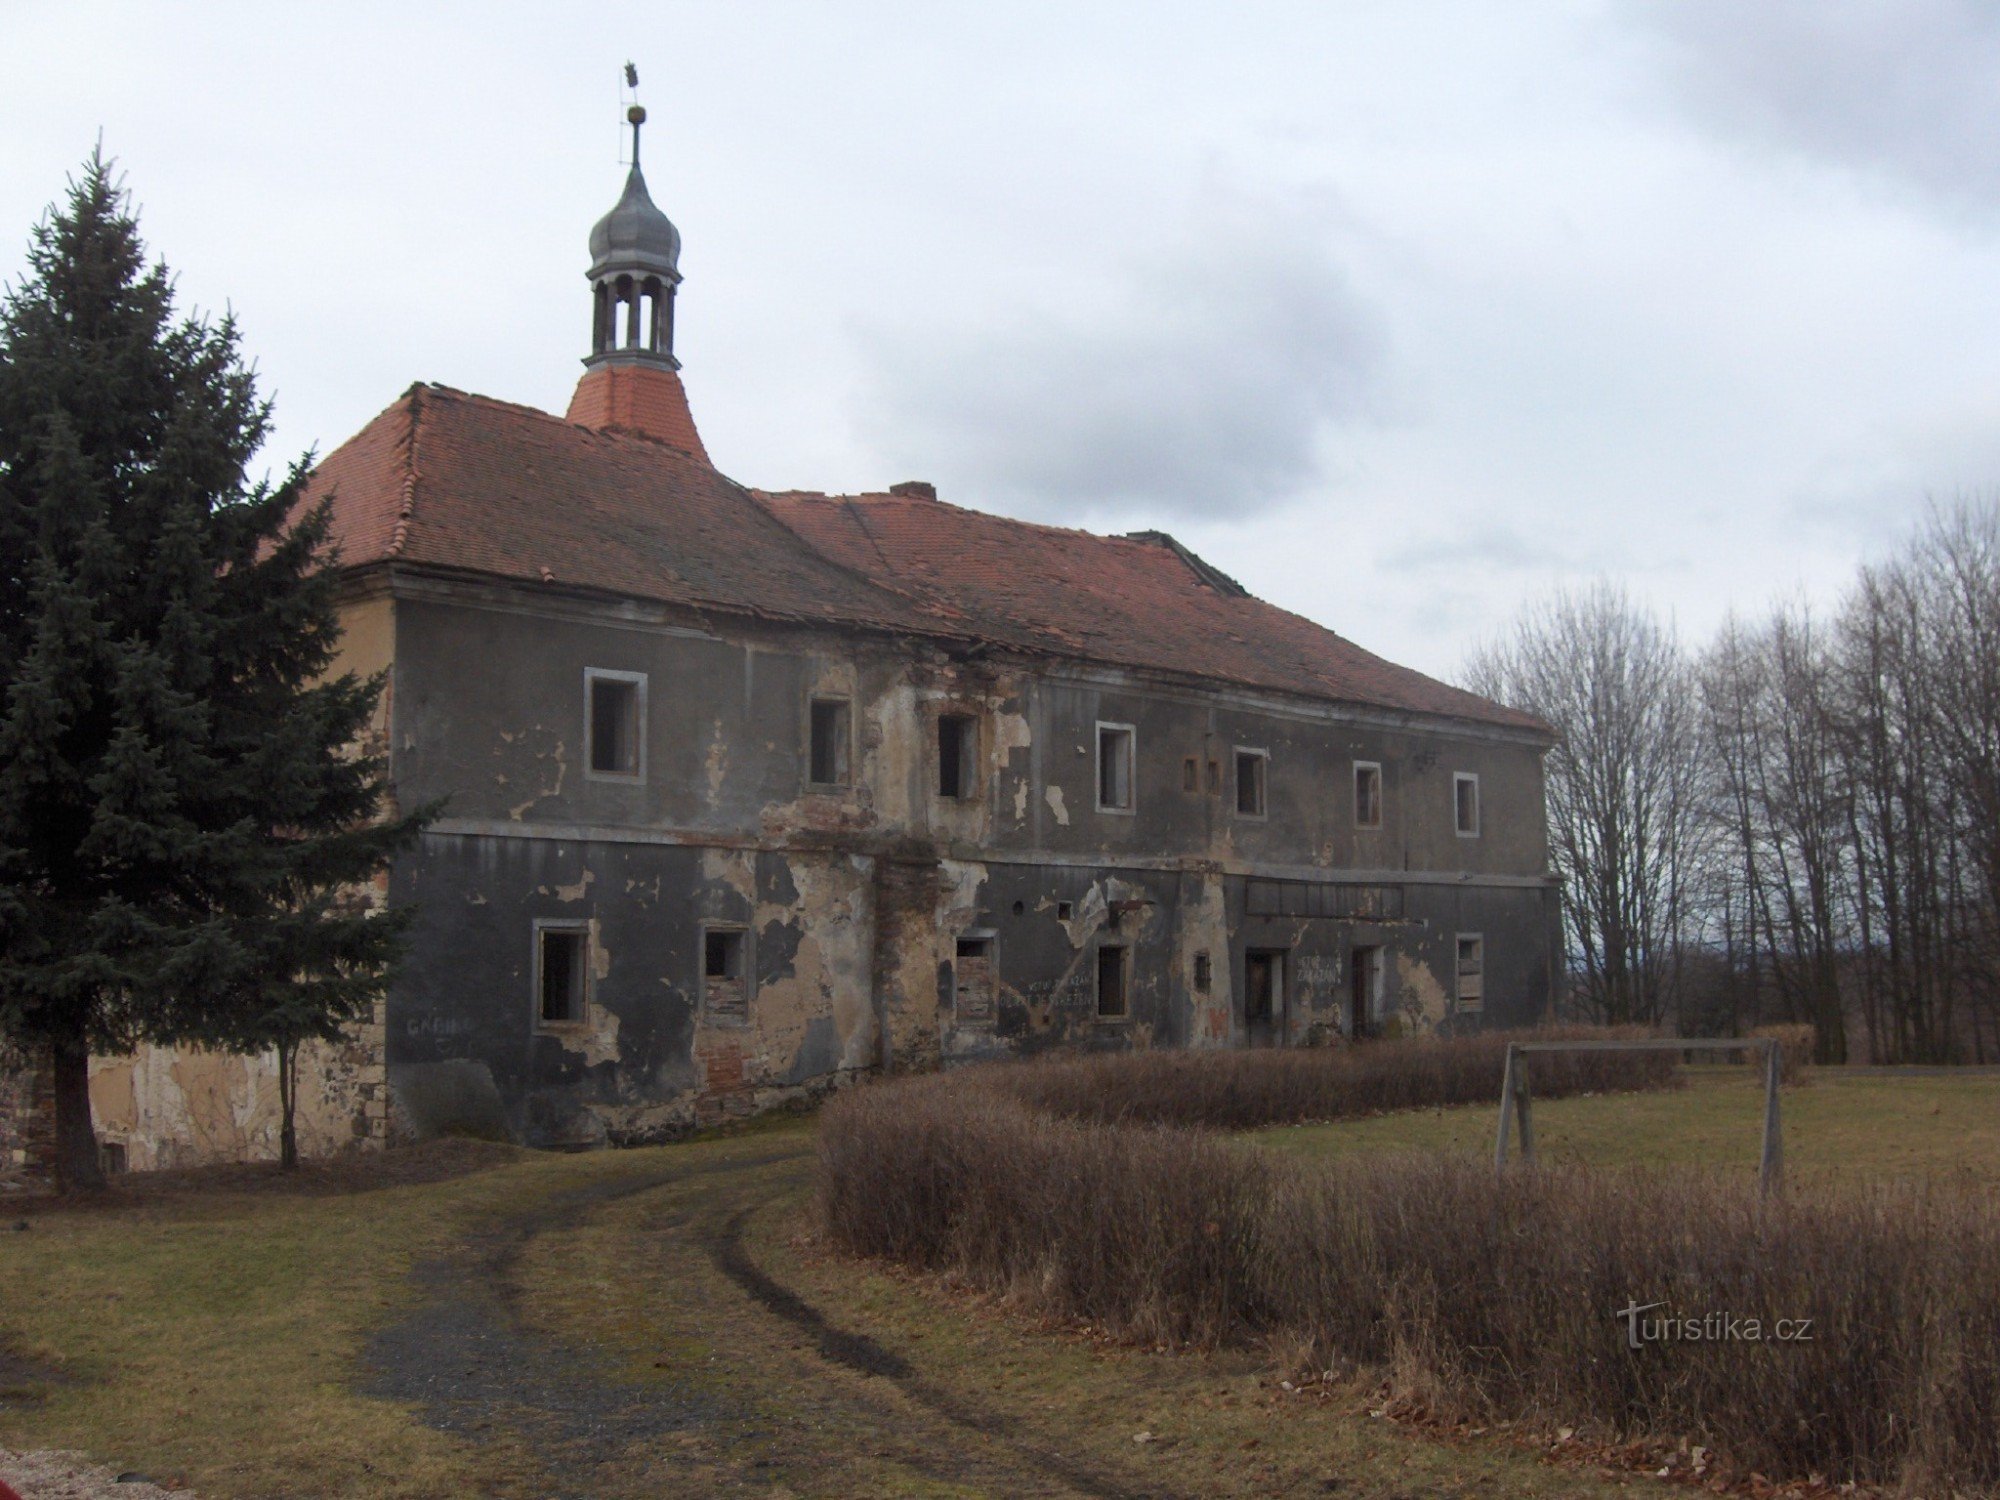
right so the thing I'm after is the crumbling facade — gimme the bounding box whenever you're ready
[1,120,1558,1173]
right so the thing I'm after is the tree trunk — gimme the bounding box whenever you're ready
[51,1034,105,1193]
[277,1039,299,1172]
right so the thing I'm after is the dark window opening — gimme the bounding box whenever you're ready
[1206,759,1221,794]
[1355,763,1382,829]
[954,936,996,1026]
[705,927,749,1024]
[809,697,850,785]
[1193,951,1213,994]
[1183,756,1199,792]
[938,713,976,799]
[588,674,642,776]
[1096,943,1129,1019]
[1235,750,1267,817]
[1056,900,1074,921]
[1457,936,1484,1012]
[1455,774,1480,836]
[1350,945,1382,1037]
[1097,724,1134,811]
[539,927,587,1025]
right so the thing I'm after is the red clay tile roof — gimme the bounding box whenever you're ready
[564,362,709,461]
[305,382,1546,735]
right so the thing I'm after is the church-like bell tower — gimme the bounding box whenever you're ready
[567,79,708,462]
[585,104,682,368]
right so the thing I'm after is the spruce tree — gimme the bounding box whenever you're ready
[0,153,429,1187]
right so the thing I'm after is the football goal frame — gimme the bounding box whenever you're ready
[1492,1037,1784,1194]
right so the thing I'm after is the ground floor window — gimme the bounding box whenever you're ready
[954,935,996,1026]
[1095,942,1129,1019]
[536,923,589,1027]
[1456,935,1484,1013]
[704,926,751,1025]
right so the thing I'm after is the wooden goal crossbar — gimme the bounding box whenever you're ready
[1493,1037,1784,1194]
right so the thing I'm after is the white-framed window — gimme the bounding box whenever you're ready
[534,920,590,1028]
[1454,772,1481,837]
[1354,760,1383,829]
[809,696,851,785]
[1234,747,1268,819]
[1095,942,1131,1019]
[937,712,978,800]
[584,668,646,782]
[1456,934,1484,1013]
[1096,721,1136,814]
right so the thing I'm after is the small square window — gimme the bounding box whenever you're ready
[1097,723,1135,813]
[1095,943,1130,1019]
[1454,773,1480,837]
[1456,935,1484,1012]
[937,713,977,800]
[809,698,850,785]
[1192,951,1213,994]
[1055,900,1074,921]
[1234,749,1267,818]
[537,925,588,1026]
[1354,761,1383,829]
[586,670,645,779]
[704,927,750,1025]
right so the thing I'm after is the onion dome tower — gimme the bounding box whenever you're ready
[567,99,708,461]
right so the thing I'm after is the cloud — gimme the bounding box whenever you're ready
[852,184,1386,521]
[1625,0,2000,220]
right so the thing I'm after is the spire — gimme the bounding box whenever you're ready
[568,70,708,460]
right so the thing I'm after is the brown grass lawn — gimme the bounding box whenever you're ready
[3,1067,1992,1497]
[1254,1067,2000,1186]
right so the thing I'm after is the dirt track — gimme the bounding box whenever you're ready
[359,1136,1182,1498]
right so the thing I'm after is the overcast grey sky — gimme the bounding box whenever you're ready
[6,1,1999,678]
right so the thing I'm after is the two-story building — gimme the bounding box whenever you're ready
[3,120,1559,1172]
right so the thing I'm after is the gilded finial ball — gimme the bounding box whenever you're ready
[627,105,647,125]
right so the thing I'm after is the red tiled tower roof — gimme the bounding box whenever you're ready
[305,382,1546,736]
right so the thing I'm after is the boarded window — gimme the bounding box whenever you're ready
[1096,943,1129,1019]
[1354,761,1382,829]
[1192,950,1213,994]
[809,698,850,785]
[1455,773,1480,836]
[1456,936,1484,1012]
[954,936,996,1026]
[1235,749,1267,817]
[587,672,643,777]
[704,928,749,1024]
[937,713,976,799]
[538,926,587,1025]
[1097,724,1134,811]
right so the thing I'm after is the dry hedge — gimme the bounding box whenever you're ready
[816,1033,2000,1494]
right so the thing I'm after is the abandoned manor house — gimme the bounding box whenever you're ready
[0,123,1559,1175]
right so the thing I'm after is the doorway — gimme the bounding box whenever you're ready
[1243,948,1287,1047]
[1350,945,1383,1039]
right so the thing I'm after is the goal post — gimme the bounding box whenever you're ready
[1493,1037,1784,1194]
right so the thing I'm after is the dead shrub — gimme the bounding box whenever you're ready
[1751,1023,1815,1084]
[815,1032,2000,1494]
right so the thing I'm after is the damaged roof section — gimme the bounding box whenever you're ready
[304,382,1547,735]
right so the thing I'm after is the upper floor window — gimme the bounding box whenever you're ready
[1354,761,1383,829]
[937,712,977,800]
[1097,722,1136,813]
[1454,772,1481,837]
[809,697,851,785]
[1234,748,1268,818]
[585,668,645,781]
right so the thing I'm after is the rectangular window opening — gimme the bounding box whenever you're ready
[586,671,644,778]
[1454,773,1481,837]
[954,935,996,1027]
[704,927,750,1025]
[1192,950,1213,994]
[1095,943,1129,1019]
[1206,759,1221,795]
[1097,723,1135,812]
[937,713,976,800]
[538,926,588,1026]
[809,697,851,785]
[1182,755,1199,793]
[1354,761,1383,829]
[1350,945,1383,1036]
[1456,935,1484,1013]
[1235,749,1267,817]
[1055,900,1074,922]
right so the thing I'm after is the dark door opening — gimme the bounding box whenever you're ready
[1350,945,1383,1039]
[1243,948,1286,1047]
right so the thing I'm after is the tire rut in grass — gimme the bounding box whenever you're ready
[704,1205,1184,1500]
